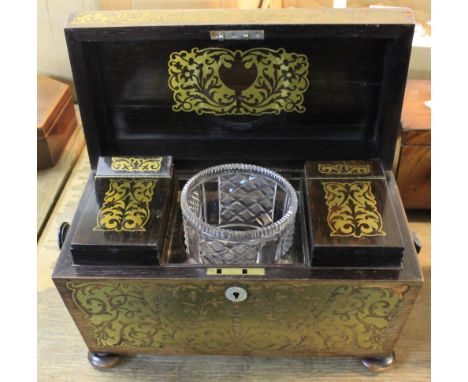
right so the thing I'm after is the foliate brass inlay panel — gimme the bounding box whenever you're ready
[67,9,414,28]
[70,11,166,25]
[94,179,156,232]
[168,47,309,116]
[322,181,385,238]
[111,157,162,172]
[318,163,371,175]
[67,281,408,353]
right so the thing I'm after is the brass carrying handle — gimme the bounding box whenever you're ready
[57,222,70,250]
[412,231,422,254]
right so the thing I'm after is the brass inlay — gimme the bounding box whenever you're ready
[318,163,371,175]
[111,157,162,172]
[168,47,309,116]
[69,11,165,25]
[95,179,156,232]
[67,9,415,28]
[322,181,385,238]
[207,268,266,276]
[67,281,408,352]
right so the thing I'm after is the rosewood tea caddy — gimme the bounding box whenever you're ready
[52,7,423,372]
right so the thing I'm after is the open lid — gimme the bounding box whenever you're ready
[65,8,414,170]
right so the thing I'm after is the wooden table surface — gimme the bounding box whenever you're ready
[38,151,430,382]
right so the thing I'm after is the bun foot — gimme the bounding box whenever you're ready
[88,351,121,369]
[360,352,395,372]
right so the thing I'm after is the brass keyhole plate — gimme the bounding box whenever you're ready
[225,286,248,302]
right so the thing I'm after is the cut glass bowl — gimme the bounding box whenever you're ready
[180,163,298,264]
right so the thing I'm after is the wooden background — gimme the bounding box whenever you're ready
[38,0,431,90]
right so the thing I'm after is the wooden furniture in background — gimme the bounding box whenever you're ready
[37,106,84,237]
[396,80,431,209]
[37,75,77,170]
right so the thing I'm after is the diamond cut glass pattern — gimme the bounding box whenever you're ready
[181,164,298,264]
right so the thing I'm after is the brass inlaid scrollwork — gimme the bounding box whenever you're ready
[70,11,166,25]
[67,281,408,353]
[111,157,162,172]
[322,181,385,238]
[68,9,411,28]
[94,179,156,232]
[318,163,371,175]
[168,47,309,116]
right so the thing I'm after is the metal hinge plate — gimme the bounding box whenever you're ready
[207,267,265,276]
[210,30,264,41]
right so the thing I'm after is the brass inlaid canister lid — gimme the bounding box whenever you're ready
[96,156,173,178]
[305,160,404,268]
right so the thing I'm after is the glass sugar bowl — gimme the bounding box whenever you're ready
[180,163,298,264]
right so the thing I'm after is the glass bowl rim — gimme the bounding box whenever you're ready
[180,163,298,242]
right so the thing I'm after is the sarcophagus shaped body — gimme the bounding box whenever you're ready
[53,7,422,370]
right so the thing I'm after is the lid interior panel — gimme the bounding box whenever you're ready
[66,20,413,169]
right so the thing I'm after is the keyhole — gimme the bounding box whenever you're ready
[225,287,247,302]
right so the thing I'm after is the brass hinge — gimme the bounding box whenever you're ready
[210,30,264,41]
[207,268,266,276]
